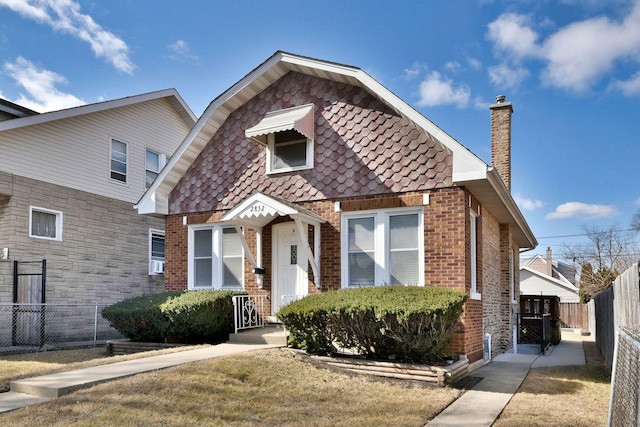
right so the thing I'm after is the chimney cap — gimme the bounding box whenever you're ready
[495,95,506,103]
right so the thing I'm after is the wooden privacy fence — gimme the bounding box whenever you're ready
[559,303,589,330]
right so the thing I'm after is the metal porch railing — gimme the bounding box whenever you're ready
[232,295,268,334]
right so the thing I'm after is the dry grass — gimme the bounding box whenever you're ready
[0,348,460,426]
[493,340,611,427]
[0,345,207,392]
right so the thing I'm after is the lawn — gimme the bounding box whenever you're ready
[0,348,460,426]
[493,340,611,427]
[0,341,612,426]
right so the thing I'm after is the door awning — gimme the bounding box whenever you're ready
[220,191,325,229]
[220,191,325,288]
[245,104,314,145]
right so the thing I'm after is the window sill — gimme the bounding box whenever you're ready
[266,165,313,175]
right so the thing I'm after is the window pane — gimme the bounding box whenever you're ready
[194,259,212,287]
[390,251,419,285]
[389,214,419,250]
[111,159,126,174]
[222,228,242,287]
[146,150,160,172]
[146,170,158,188]
[32,211,56,238]
[274,130,307,169]
[349,252,375,286]
[348,217,375,286]
[348,217,374,251]
[194,230,212,257]
[222,228,242,255]
[151,234,165,260]
[223,258,243,288]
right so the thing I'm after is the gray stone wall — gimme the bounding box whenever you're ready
[0,175,164,304]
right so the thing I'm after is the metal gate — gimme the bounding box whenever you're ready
[12,260,46,346]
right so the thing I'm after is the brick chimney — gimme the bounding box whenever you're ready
[490,95,513,191]
[546,247,553,276]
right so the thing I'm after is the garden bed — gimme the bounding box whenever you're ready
[105,340,186,356]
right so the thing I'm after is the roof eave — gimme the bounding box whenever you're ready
[455,167,537,250]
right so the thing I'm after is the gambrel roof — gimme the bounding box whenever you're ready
[136,51,536,249]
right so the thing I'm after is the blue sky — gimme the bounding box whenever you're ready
[1,0,639,261]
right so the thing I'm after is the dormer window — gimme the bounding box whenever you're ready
[245,104,314,174]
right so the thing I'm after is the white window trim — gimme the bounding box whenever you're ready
[187,224,244,290]
[29,206,63,241]
[470,209,481,300]
[148,229,165,275]
[109,138,128,186]
[340,207,424,288]
[266,132,314,174]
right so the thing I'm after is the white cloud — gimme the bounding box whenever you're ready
[3,57,85,112]
[487,3,640,94]
[0,0,134,74]
[488,63,530,89]
[444,61,462,73]
[515,194,545,211]
[168,40,199,63]
[467,57,483,71]
[545,202,619,220]
[612,71,640,95]
[416,71,470,108]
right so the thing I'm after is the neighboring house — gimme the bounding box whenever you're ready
[520,248,579,303]
[0,90,196,307]
[136,51,537,365]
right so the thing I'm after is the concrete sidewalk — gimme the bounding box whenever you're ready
[426,331,588,426]
[0,342,281,414]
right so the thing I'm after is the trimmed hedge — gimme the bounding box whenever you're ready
[102,290,247,343]
[276,286,467,363]
[101,291,182,342]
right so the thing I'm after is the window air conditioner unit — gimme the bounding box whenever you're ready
[150,260,165,274]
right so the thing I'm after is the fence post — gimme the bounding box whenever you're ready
[94,304,99,344]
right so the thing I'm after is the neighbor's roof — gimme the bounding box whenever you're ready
[136,51,536,249]
[0,89,196,132]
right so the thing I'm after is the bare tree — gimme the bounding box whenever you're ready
[562,224,640,301]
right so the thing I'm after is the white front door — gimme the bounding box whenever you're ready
[272,222,308,315]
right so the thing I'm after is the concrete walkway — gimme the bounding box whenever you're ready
[426,331,589,426]
[0,342,281,414]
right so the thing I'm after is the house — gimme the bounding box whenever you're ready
[520,248,579,303]
[136,51,537,365]
[520,247,589,331]
[0,90,196,308]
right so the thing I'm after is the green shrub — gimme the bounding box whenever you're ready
[101,291,183,342]
[277,286,467,363]
[102,290,247,343]
[160,290,247,343]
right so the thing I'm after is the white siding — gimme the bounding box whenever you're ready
[520,270,580,303]
[0,98,191,203]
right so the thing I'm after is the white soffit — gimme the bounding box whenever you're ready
[245,104,314,144]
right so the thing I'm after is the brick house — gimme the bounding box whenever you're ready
[0,90,196,308]
[137,52,537,364]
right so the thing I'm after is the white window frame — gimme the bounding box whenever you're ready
[110,138,128,185]
[340,207,424,288]
[470,209,481,300]
[148,229,165,275]
[266,131,314,174]
[187,224,244,290]
[29,206,63,241]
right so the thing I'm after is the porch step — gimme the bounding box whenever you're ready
[228,325,288,346]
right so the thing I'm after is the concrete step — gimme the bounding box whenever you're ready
[228,325,287,346]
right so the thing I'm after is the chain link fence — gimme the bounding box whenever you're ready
[608,327,640,426]
[0,303,122,354]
